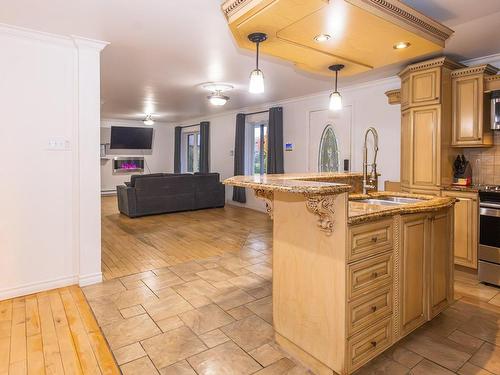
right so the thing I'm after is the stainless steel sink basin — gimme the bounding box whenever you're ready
[354,196,424,206]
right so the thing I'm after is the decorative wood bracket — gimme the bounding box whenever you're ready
[385,89,401,105]
[254,189,274,219]
[305,195,337,234]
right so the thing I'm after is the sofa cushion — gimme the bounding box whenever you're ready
[130,173,164,187]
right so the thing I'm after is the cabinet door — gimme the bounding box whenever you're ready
[400,214,428,337]
[401,110,411,187]
[401,76,410,110]
[429,210,452,318]
[411,106,440,188]
[452,75,481,145]
[410,68,440,107]
[442,191,478,269]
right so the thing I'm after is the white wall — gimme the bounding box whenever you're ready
[0,24,107,299]
[178,77,401,211]
[100,119,174,192]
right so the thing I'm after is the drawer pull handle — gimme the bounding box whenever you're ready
[371,305,377,312]
[371,236,378,242]
[371,341,377,347]
[371,272,378,279]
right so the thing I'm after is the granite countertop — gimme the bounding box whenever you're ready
[441,185,480,193]
[348,191,456,225]
[223,173,362,195]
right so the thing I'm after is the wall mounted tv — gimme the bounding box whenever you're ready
[110,126,154,149]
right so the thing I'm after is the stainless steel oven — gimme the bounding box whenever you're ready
[478,190,500,286]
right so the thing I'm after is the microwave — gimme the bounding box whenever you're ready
[492,90,500,130]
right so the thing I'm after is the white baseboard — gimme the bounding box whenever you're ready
[79,272,102,287]
[0,275,78,301]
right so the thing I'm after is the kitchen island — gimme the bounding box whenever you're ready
[224,173,455,375]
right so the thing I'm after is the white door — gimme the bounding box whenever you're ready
[308,106,352,172]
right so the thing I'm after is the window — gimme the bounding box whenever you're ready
[185,131,200,173]
[318,125,339,172]
[252,123,268,174]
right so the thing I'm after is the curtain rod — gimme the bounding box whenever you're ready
[178,123,201,129]
[244,109,269,116]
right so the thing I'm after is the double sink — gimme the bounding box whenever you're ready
[355,196,425,206]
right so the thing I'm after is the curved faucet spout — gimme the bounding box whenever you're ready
[363,127,379,194]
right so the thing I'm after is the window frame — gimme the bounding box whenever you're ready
[182,129,200,173]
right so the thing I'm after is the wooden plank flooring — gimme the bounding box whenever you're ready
[0,286,119,375]
[100,196,270,280]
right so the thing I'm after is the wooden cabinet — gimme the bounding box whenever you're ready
[429,210,453,318]
[451,65,498,147]
[442,190,479,269]
[400,214,428,337]
[399,57,463,193]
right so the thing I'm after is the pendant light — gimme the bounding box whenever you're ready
[328,64,344,111]
[143,114,154,125]
[248,32,267,94]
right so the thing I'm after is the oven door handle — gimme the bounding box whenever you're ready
[480,202,500,209]
[480,207,500,217]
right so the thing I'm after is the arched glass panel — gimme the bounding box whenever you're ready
[318,125,339,172]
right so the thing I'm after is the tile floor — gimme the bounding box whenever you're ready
[86,219,500,374]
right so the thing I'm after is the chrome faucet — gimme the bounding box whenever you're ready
[363,127,379,194]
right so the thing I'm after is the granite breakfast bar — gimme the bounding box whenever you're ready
[224,173,455,375]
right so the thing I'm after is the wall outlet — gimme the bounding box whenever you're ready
[47,137,70,151]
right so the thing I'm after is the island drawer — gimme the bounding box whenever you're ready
[346,317,393,373]
[348,218,394,262]
[347,252,393,300]
[347,286,393,336]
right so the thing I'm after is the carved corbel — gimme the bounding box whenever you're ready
[254,189,274,219]
[305,194,337,234]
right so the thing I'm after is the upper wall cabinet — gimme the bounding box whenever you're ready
[451,65,499,147]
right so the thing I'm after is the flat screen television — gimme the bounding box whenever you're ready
[110,126,154,149]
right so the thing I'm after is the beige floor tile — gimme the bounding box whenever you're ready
[227,305,255,320]
[142,326,207,369]
[249,343,285,367]
[383,345,422,369]
[458,362,495,375]
[245,263,272,281]
[121,356,160,375]
[143,292,194,321]
[120,271,156,288]
[211,288,255,311]
[228,274,267,290]
[354,354,409,375]
[454,281,500,302]
[113,342,146,365]
[252,358,297,374]
[448,330,484,354]
[120,304,146,319]
[173,279,218,305]
[113,286,159,309]
[159,360,197,375]
[489,294,500,307]
[460,316,500,346]
[410,359,455,374]
[198,329,230,348]
[156,315,185,333]
[216,256,252,271]
[247,283,272,299]
[83,279,126,300]
[188,341,262,375]
[196,267,238,283]
[246,296,273,324]
[170,261,205,277]
[179,304,234,335]
[142,273,185,291]
[101,314,161,349]
[402,331,471,371]
[88,301,124,326]
[221,315,274,352]
[470,343,500,374]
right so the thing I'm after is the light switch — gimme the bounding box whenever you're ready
[47,137,70,151]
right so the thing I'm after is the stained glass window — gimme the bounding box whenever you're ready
[318,125,339,172]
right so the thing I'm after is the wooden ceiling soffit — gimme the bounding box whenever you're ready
[221,0,454,77]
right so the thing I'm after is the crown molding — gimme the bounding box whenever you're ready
[399,56,464,76]
[72,36,109,51]
[451,64,499,78]
[0,22,74,46]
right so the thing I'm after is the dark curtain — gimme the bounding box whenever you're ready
[267,107,284,174]
[232,113,246,203]
[174,126,182,173]
[199,121,210,173]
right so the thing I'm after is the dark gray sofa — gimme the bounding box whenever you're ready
[117,173,225,218]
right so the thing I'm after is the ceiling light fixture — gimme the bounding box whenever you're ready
[314,34,331,42]
[393,41,410,50]
[143,114,154,125]
[328,64,344,111]
[208,90,230,106]
[248,32,267,94]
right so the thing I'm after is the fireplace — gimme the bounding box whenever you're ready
[113,157,144,173]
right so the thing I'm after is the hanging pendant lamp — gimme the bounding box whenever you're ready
[248,32,267,94]
[328,64,344,111]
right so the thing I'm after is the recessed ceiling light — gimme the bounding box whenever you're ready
[314,34,331,43]
[393,41,410,50]
[207,91,230,106]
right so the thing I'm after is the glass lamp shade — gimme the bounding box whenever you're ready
[329,91,342,111]
[208,94,228,106]
[249,69,265,94]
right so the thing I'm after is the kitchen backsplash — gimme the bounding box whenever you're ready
[463,132,500,185]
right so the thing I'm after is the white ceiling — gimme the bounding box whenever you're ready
[1,0,500,122]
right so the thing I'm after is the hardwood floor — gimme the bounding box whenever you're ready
[101,196,271,280]
[0,286,119,375]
